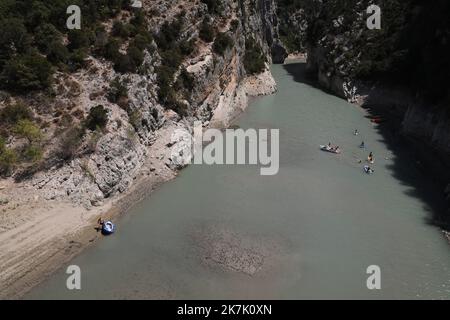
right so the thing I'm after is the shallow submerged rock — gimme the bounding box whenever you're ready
[192,225,284,276]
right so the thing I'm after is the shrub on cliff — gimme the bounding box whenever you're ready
[131,31,154,51]
[244,38,266,75]
[13,119,42,143]
[47,41,70,65]
[155,20,182,50]
[34,23,62,55]
[56,125,85,160]
[0,147,18,176]
[130,10,146,27]
[114,45,145,73]
[68,49,87,71]
[112,21,130,38]
[230,19,240,33]
[160,49,183,70]
[0,52,53,92]
[0,137,5,153]
[213,32,233,56]
[165,90,188,117]
[155,65,174,104]
[85,105,108,131]
[180,38,196,56]
[0,18,30,64]
[127,45,144,67]
[101,38,121,61]
[0,102,32,125]
[107,77,128,104]
[22,144,43,163]
[199,19,215,43]
[114,53,135,73]
[67,30,91,51]
[201,0,224,16]
[175,68,195,93]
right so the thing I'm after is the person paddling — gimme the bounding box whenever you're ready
[360,141,365,148]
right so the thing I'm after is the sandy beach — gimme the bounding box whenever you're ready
[0,124,178,299]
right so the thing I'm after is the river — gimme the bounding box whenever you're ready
[27,61,450,299]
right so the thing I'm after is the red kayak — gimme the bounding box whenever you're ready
[371,117,384,124]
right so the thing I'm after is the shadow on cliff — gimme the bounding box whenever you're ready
[283,61,450,232]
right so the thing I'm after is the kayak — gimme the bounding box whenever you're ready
[102,221,115,235]
[364,165,374,174]
[371,117,384,124]
[320,145,341,154]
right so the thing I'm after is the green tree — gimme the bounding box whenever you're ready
[199,19,215,43]
[131,31,154,51]
[112,21,130,38]
[180,38,196,56]
[26,0,51,30]
[0,147,17,175]
[68,49,87,71]
[0,18,30,63]
[244,38,266,75]
[201,0,224,15]
[47,41,70,64]
[85,105,108,131]
[0,136,5,153]
[13,119,42,143]
[0,52,53,92]
[213,32,233,56]
[0,102,32,125]
[101,38,121,61]
[130,10,145,27]
[68,30,90,51]
[127,45,144,67]
[34,23,62,54]
[107,77,128,103]
[23,144,43,162]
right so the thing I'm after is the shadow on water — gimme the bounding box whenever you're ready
[283,62,450,232]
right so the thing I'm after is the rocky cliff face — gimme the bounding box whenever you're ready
[0,0,282,209]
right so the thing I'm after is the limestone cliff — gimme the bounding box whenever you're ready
[0,0,281,209]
